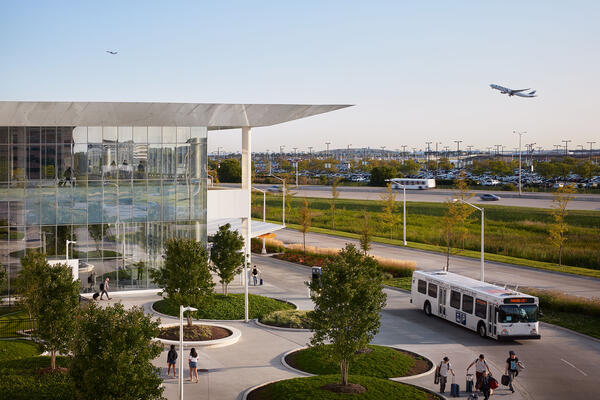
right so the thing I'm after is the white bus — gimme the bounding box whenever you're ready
[388,178,436,190]
[410,270,540,340]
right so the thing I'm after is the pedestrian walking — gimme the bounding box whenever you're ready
[505,350,519,393]
[99,277,111,300]
[467,354,491,392]
[480,370,493,400]
[167,345,177,378]
[438,356,455,394]
[189,348,199,383]
[251,266,261,286]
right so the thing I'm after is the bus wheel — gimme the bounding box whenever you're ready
[478,322,487,338]
[424,301,432,316]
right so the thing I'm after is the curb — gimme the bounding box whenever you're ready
[280,347,315,376]
[383,284,410,293]
[540,321,600,343]
[152,322,241,348]
[254,319,311,332]
[389,347,436,381]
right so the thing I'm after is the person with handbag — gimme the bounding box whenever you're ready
[480,370,494,400]
[505,350,520,393]
[467,354,491,393]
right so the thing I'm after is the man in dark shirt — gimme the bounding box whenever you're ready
[505,350,519,393]
[480,370,493,400]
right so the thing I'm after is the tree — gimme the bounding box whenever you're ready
[284,182,295,218]
[70,303,164,400]
[308,244,387,387]
[548,184,576,266]
[210,223,245,295]
[16,251,47,320]
[0,264,5,294]
[88,224,104,253]
[399,159,421,176]
[330,179,340,230]
[358,210,372,255]
[379,183,399,239]
[217,158,241,183]
[36,262,80,370]
[369,166,396,186]
[150,238,214,326]
[298,198,312,254]
[441,198,460,271]
[452,172,475,250]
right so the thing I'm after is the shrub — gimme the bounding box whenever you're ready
[260,310,312,329]
[251,237,285,253]
[522,288,600,317]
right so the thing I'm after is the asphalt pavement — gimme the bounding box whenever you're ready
[274,228,600,298]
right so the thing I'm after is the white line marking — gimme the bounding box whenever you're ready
[560,358,588,376]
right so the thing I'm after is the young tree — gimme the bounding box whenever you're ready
[217,158,242,183]
[284,183,295,219]
[70,303,164,400]
[298,198,312,254]
[16,251,48,320]
[210,223,245,295]
[88,224,103,253]
[0,264,5,295]
[330,179,340,230]
[548,184,577,266]
[441,198,461,271]
[308,244,387,387]
[358,210,372,255]
[453,172,475,250]
[37,262,80,370]
[379,183,399,239]
[150,238,214,326]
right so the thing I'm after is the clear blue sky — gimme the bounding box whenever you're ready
[1,1,599,153]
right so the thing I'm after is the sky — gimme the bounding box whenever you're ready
[1,1,599,154]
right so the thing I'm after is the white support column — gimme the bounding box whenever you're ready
[241,127,252,323]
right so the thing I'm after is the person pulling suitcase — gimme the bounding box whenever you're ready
[438,356,455,394]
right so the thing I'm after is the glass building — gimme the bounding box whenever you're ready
[0,101,348,293]
[0,125,207,292]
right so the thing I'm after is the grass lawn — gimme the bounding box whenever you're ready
[247,374,439,400]
[383,277,412,291]
[253,193,600,273]
[0,340,74,400]
[286,345,417,378]
[540,310,600,340]
[154,293,295,320]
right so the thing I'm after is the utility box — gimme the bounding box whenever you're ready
[311,266,322,288]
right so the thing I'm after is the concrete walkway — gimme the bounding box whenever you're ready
[99,257,532,400]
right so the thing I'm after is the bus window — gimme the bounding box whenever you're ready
[450,290,461,309]
[475,299,487,318]
[498,304,538,323]
[462,294,474,314]
[418,280,427,294]
[428,283,438,298]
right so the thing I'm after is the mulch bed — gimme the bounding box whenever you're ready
[158,325,231,341]
[320,382,366,394]
[39,367,68,375]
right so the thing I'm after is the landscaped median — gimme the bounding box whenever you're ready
[153,293,296,320]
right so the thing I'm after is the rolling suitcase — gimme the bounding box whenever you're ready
[93,292,100,300]
[501,374,510,386]
[260,278,263,285]
[450,377,460,397]
[466,373,474,392]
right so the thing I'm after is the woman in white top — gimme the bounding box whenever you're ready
[189,348,199,383]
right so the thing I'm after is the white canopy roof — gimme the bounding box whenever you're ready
[0,101,350,128]
[207,218,284,239]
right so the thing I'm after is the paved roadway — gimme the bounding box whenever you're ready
[274,228,600,299]
[253,254,599,400]
[248,183,600,210]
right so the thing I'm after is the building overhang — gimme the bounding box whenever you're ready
[207,218,284,239]
[0,101,351,127]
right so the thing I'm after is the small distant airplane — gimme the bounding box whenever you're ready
[490,84,537,97]
[106,50,118,55]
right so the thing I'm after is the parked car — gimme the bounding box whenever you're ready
[480,194,500,201]
[266,185,283,192]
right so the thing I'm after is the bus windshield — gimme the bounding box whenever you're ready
[498,304,538,323]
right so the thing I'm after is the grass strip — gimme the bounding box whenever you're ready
[248,374,439,400]
[154,293,295,320]
[265,220,600,279]
[383,277,412,291]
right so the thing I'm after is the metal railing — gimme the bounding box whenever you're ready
[0,318,37,338]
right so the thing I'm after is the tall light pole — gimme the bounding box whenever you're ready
[454,199,485,281]
[514,131,526,196]
[308,146,313,157]
[435,142,441,176]
[380,146,386,160]
[401,145,407,162]
[279,145,285,156]
[179,305,198,400]
[454,140,462,168]
[269,174,286,227]
[252,187,267,254]
[66,240,77,260]
[562,139,571,156]
[402,184,407,246]
[425,142,432,176]
[587,141,596,162]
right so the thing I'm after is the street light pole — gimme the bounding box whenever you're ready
[587,141,596,162]
[252,187,267,254]
[179,305,198,400]
[269,175,286,227]
[562,139,571,156]
[325,142,331,159]
[514,131,526,196]
[454,199,485,281]
[402,185,407,246]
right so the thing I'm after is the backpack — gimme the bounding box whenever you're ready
[99,283,105,291]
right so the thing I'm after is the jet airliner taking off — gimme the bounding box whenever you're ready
[490,84,537,97]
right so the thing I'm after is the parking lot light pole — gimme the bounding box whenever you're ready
[514,131,526,196]
[252,187,267,254]
[179,305,198,400]
[402,184,407,246]
[454,199,485,282]
[269,175,286,227]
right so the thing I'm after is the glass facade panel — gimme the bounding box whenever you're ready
[0,125,207,292]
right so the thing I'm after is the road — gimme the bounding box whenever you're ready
[253,254,600,400]
[273,228,600,298]
[248,184,600,211]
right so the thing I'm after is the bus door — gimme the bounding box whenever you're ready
[487,304,497,336]
[438,287,447,317]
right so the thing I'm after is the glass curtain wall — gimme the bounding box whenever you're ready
[0,126,207,293]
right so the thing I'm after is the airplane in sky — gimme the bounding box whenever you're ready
[490,84,537,97]
[106,50,118,55]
